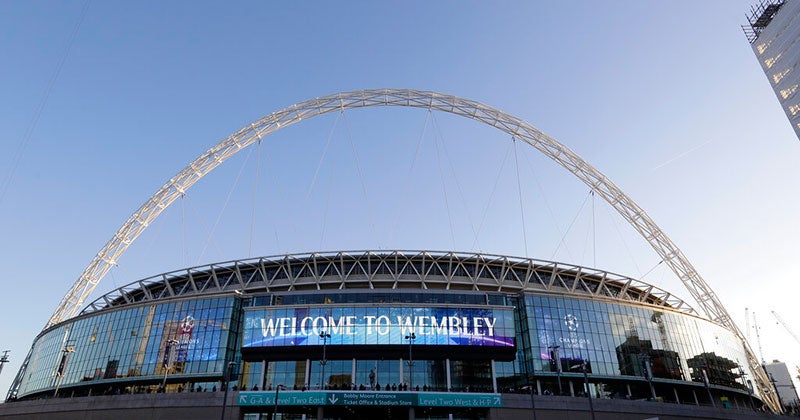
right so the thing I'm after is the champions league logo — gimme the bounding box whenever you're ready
[564,314,579,332]
[558,313,591,349]
[173,315,197,363]
[178,315,195,335]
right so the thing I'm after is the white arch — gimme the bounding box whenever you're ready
[43,88,777,410]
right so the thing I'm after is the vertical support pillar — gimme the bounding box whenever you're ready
[490,360,497,393]
[673,387,680,404]
[305,359,311,389]
[445,359,452,391]
[536,380,541,396]
[626,384,632,399]
[399,358,404,386]
[317,406,323,420]
[693,389,699,406]
[259,360,266,390]
[352,358,356,389]
[569,381,574,396]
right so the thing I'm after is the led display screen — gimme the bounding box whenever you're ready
[243,306,515,348]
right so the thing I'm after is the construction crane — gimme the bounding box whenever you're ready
[746,307,752,343]
[772,311,800,346]
[0,350,9,376]
[753,312,766,365]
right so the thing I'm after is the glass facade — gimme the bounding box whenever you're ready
[15,288,758,404]
[518,295,756,395]
[19,296,238,396]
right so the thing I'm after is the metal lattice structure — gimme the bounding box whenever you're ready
[18,89,777,409]
[78,250,697,316]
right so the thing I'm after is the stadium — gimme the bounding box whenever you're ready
[0,90,782,419]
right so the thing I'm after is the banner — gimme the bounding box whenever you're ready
[243,306,514,347]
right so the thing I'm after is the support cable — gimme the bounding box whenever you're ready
[430,112,482,251]
[432,120,457,250]
[471,141,513,251]
[590,190,597,268]
[512,137,529,257]
[340,110,376,241]
[521,146,575,262]
[138,204,168,265]
[389,110,430,244]
[319,153,337,250]
[0,0,91,207]
[180,194,187,267]
[580,209,593,268]
[108,266,119,291]
[639,259,664,281]
[248,139,262,257]
[551,190,592,261]
[306,112,342,199]
[305,112,342,251]
[186,194,225,264]
[600,198,643,276]
[197,145,255,262]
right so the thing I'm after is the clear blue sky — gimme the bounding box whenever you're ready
[1,1,799,396]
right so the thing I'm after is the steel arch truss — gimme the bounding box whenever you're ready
[38,89,778,410]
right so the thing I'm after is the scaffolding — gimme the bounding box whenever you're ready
[743,0,786,43]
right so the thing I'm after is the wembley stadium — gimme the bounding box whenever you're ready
[3,251,772,419]
[0,90,783,419]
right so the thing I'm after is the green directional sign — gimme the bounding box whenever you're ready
[238,391,326,406]
[327,392,416,406]
[238,391,502,408]
[418,392,502,408]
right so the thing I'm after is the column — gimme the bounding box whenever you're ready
[305,359,311,389]
[374,361,379,390]
[399,358,404,386]
[352,358,356,389]
[692,389,699,406]
[490,360,497,393]
[673,387,680,404]
[445,359,452,391]
[536,380,541,396]
[259,360,266,390]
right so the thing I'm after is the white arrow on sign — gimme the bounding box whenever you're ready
[329,395,339,404]
[239,395,247,404]
[493,397,500,405]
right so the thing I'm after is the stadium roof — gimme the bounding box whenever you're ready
[78,250,696,318]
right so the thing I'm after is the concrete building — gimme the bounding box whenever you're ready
[764,360,799,409]
[744,0,800,141]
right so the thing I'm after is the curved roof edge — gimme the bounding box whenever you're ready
[79,250,696,317]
